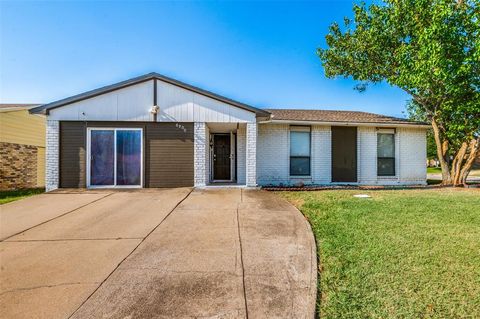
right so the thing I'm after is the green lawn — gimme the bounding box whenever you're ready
[427,167,480,177]
[470,169,480,177]
[0,188,44,205]
[279,189,480,319]
[427,167,442,174]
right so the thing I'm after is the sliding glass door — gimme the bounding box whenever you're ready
[88,128,142,188]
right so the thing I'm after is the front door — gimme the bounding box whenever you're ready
[213,134,231,180]
[88,128,143,187]
[331,126,357,182]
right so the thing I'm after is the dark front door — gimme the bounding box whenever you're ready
[332,126,357,182]
[213,134,231,180]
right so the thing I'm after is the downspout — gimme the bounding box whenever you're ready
[152,79,158,122]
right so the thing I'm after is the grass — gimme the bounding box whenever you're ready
[279,189,480,319]
[427,167,442,174]
[427,167,480,177]
[0,188,44,205]
[470,169,480,177]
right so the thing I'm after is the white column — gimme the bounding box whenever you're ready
[246,122,257,187]
[46,120,59,192]
[194,122,207,187]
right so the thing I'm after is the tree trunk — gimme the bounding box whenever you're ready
[431,118,452,185]
[459,138,480,185]
[450,142,468,185]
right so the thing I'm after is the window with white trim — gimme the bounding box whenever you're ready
[377,129,395,176]
[290,126,311,176]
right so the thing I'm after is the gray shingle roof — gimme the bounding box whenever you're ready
[266,109,428,126]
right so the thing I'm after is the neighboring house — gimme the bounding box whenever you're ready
[474,153,480,169]
[30,72,428,192]
[0,104,45,190]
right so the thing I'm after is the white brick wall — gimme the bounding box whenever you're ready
[398,127,427,184]
[205,125,210,183]
[256,123,426,186]
[312,125,331,184]
[246,123,257,187]
[257,124,331,186]
[257,124,290,185]
[237,125,246,184]
[46,120,59,192]
[357,126,377,184]
[357,126,427,185]
[194,122,207,187]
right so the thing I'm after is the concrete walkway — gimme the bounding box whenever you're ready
[0,188,316,318]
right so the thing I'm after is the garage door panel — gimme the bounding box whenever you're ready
[145,122,194,188]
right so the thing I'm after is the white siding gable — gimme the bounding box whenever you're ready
[49,81,154,121]
[156,81,255,123]
[48,79,256,123]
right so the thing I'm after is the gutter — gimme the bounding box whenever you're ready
[258,119,431,129]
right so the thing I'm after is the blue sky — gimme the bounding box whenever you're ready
[0,1,410,117]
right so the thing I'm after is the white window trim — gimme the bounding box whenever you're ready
[289,126,312,178]
[376,129,398,179]
[86,127,143,189]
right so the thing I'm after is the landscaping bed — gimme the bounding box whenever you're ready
[263,183,479,191]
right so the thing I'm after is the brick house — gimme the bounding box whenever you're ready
[0,104,45,190]
[30,72,429,191]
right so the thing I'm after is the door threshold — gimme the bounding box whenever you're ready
[204,183,247,188]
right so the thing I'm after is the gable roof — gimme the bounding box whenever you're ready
[29,72,270,117]
[266,109,429,127]
[0,104,41,113]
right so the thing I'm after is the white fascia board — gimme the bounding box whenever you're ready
[259,119,431,129]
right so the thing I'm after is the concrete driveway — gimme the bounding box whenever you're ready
[0,188,316,318]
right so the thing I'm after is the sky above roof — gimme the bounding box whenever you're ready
[0,0,410,118]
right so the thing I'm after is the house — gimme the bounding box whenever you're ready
[30,72,428,191]
[474,153,480,169]
[1,104,45,190]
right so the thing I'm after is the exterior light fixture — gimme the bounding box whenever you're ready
[150,105,159,114]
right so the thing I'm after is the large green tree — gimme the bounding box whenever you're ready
[318,0,480,186]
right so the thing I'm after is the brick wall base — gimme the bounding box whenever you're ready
[0,142,38,190]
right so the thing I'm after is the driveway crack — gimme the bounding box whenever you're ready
[1,193,114,242]
[0,282,101,295]
[236,203,249,319]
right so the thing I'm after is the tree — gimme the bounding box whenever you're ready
[406,102,444,165]
[317,0,480,186]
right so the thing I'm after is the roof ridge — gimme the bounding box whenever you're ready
[267,108,427,126]
[30,72,270,117]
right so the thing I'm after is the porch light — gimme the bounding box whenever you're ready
[150,105,159,114]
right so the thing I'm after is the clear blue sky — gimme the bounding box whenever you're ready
[0,1,410,117]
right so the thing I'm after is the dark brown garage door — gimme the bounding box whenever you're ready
[145,123,194,187]
[331,126,357,182]
[59,121,193,188]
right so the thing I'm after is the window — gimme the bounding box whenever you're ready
[88,128,143,187]
[290,127,311,176]
[377,131,395,176]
